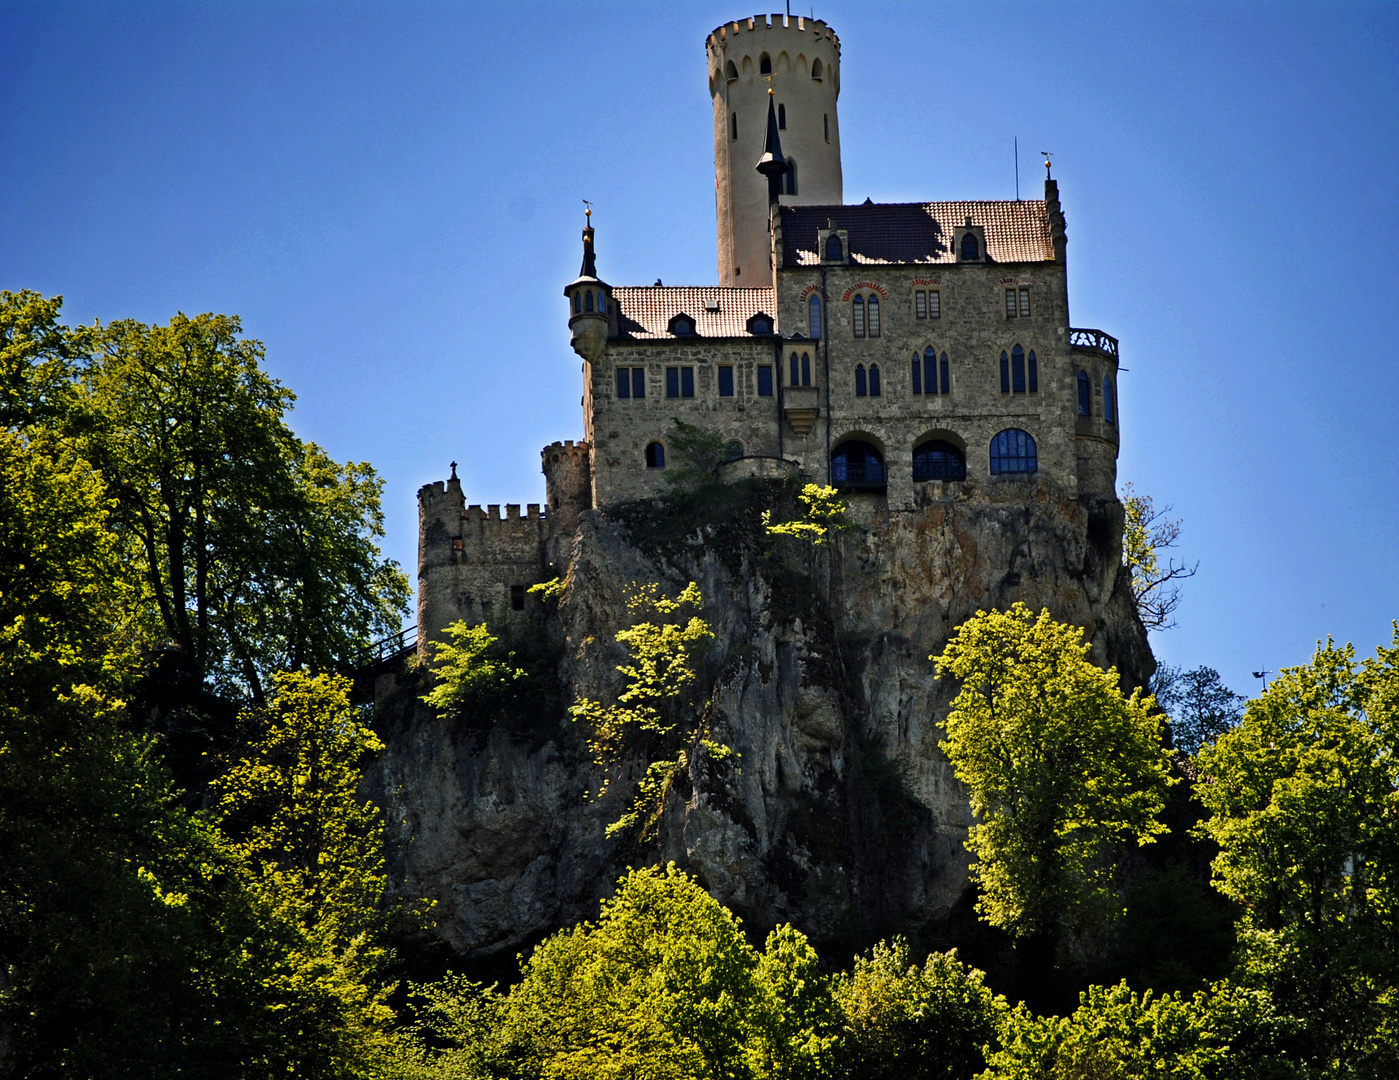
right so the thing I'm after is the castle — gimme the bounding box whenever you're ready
[417,13,1121,651]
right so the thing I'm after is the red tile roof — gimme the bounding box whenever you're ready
[612,286,776,340]
[780,200,1055,266]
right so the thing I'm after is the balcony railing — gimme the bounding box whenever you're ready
[1069,328,1119,361]
[832,459,886,491]
[361,625,416,667]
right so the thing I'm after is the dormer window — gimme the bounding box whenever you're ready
[825,234,843,261]
[746,312,773,336]
[668,313,696,337]
[960,232,979,260]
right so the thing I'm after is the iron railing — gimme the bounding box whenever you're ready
[362,625,416,666]
[1069,328,1119,360]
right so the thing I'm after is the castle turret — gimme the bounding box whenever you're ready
[564,213,611,362]
[708,14,842,286]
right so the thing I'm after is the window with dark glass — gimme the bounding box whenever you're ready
[960,232,979,260]
[1012,345,1026,394]
[852,295,865,338]
[584,290,593,312]
[645,442,665,468]
[666,367,679,398]
[1028,351,1038,393]
[757,365,774,396]
[1077,371,1091,416]
[831,440,885,487]
[1000,352,1010,394]
[911,353,922,394]
[869,363,881,396]
[925,347,938,394]
[928,290,941,319]
[778,103,786,129]
[616,368,630,399]
[823,112,829,140]
[940,352,950,394]
[670,315,695,337]
[760,53,772,74]
[855,364,867,396]
[801,353,811,386]
[724,441,743,460]
[682,368,694,397]
[784,157,797,195]
[913,440,967,481]
[1104,377,1115,423]
[616,368,645,399]
[867,295,881,337]
[826,233,843,261]
[573,292,581,313]
[718,365,734,397]
[990,429,1038,475]
[808,294,822,338]
[915,291,927,319]
[790,353,800,386]
[731,112,737,140]
[511,584,525,611]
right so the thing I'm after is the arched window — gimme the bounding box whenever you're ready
[913,440,967,481]
[1077,371,1091,416]
[1104,377,1115,424]
[1000,351,1010,394]
[832,440,885,487]
[808,294,822,338]
[572,292,580,313]
[584,290,594,313]
[826,233,843,261]
[990,429,1038,475]
[645,442,666,469]
[790,353,800,386]
[1012,345,1026,393]
[759,53,772,75]
[731,112,738,140]
[778,103,787,129]
[869,363,881,396]
[852,295,865,338]
[812,57,823,79]
[784,157,797,195]
[724,441,744,461]
[925,347,938,395]
[960,232,979,260]
[940,352,950,394]
[1028,350,1038,393]
[725,60,738,82]
[855,364,867,396]
[911,353,922,394]
[867,295,881,337]
[801,352,811,386]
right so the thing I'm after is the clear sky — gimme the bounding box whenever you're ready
[3,1,1397,699]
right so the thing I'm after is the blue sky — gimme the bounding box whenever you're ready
[3,1,1397,698]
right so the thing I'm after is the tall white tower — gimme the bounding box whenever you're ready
[707,15,843,287]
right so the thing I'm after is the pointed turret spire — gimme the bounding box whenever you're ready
[755,88,788,202]
[579,204,598,278]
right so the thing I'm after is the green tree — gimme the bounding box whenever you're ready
[934,604,1175,944]
[662,418,731,493]
[763,484,858,547]
[1152,665,1245,755]
[78,312,408,698]
[421,621,527,720]
[1120,484,1197,632]
[830,939,1004,1080]
[1194,633,1399,1077]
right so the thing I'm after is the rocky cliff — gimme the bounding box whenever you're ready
[366,476,1153,969]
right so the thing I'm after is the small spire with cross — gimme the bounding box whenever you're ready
[449,460,458,481]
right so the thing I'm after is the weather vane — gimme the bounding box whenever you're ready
[582,199,593,225]
[1040,151,1054,178]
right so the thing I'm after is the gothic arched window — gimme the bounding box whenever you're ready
[925,347,938,395]
[790,353,800,386]
[1012,345,1026,394]
[759,53,772,75]
[960,232,979,260]
[812,57,823,79]
[855,364,867,397]
[940,352,950,394]
[1000,351,1010,394]
[990,429,1038,475]
[852,295,865,338]
[831,440,885,487]
[725,60,738,82]
[826,233,843,261]
[801,352,811,386]
[913,440,967,482]
[808,294,822,338]
[572,292,580,314]
[584,290,594,313]
[784,156,797,195]
[867,295,881,337]
[869,363,881,396]
[1078,371,1091,416]
[1104,377,1116,424]
[645,442,666,469]
[911,353,922,395]
[1028,350,1038,393]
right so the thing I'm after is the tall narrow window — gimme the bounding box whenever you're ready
[790,353,800,386]
[1012,345,1026,394]
[940,352,950,394]
[911,353,922,394]
[645,442,665,469]
[1005,289,1017,318]
[1077,371,1091,416]
[725,60,738,81]
[784,157,797,195]
[681,368,694,398]
[1028,351,1038,393]
[1000,351,1010,394]
[759,53,772,75]
[915,291,927,319]
[801,353,811,386]
[808,294,822,338]
[718,366,734,397]
[584,290,593,312]
[869,363,881,396]
[826,233,843,261]
[616,368,630,399]
[632,368,646,399]
[1104,377,1115,423]
[925,348,938,395]
[961,232,979,260]
[757,365,774,397]
[511,584,525,611]
[1019,287,1031,317]
[666,367,680,398]
[823,113,829,141]
[778,103,786,129]
[573,292,581,313]
[867,295,881,337]
[813,58,823,79]
[928,290,941,319]
[855,364,867,396]
[852,295,865,338]
[731,112,738,140]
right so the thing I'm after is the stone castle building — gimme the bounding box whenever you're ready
[417,12,1122,651]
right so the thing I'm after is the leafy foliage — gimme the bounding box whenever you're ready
[934,604,1175,940]
[763,484,857,546]
[421,622,527,720]
[1121,483,1198,631]
[1152,664,1245,755]
[662,418,731,493]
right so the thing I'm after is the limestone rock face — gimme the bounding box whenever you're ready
[367,477,1152,964]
